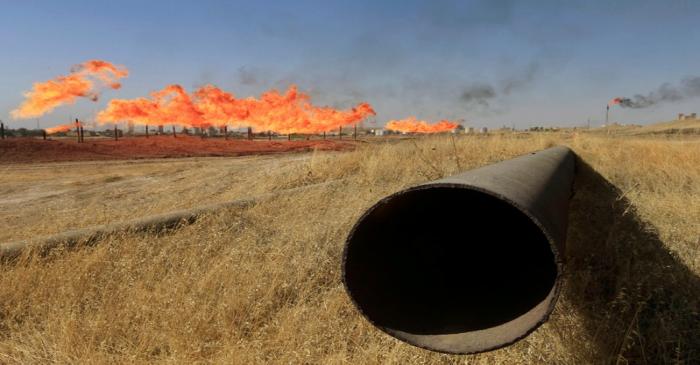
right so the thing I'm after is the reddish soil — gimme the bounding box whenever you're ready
[0,136,357,164]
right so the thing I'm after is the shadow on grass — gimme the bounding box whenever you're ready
[565,160,700,364]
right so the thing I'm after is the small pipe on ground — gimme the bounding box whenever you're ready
[0,180,341,263]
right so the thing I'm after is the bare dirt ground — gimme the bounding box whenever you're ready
[0,153,319,242]
[0,133,698,364]
[0,135,356,164]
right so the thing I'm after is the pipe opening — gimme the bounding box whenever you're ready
[344,186,558,338]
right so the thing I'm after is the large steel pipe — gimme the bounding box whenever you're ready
[342,146,576,354]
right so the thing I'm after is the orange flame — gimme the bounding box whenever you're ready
[44,124,73,134]
[608,97,623,107]
[98,84,375,134]
[194,85,252,128]
[12,60,128,119]
[97,85,203,127]
[385,117,459,133]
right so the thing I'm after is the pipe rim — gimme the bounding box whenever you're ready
[342,182,564,354]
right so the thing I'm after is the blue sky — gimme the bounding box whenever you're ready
[2,0,700,129]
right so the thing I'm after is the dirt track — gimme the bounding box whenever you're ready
[0,136,356,164]
[0,152,316,242]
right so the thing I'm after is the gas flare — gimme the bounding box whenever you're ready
[385,117,458,133]
[607,76,700,109]
[11,60,129,119]
[98,84,375,134]
[608,97,629,107]
[98,85,207,128]
[44,124,73,134]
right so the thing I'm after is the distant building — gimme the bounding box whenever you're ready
[104,128,123,137]
[479,127,488,133]
[373,129,384,136]
[127,121,134,135]
[678,113,697,120]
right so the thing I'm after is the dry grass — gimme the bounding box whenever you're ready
[0,133,698,364]
[590,118,700,136]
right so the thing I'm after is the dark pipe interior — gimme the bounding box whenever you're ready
[344,187,557,335]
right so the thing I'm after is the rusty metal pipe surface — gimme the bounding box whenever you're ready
[342,146,576,354]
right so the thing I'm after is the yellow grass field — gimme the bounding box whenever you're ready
[0,133,698,364]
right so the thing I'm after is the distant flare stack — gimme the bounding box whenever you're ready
[385,117,459,134]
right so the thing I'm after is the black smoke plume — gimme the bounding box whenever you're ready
[460,84,496,106]
[616,76,700,108]
[460,63,540,108]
